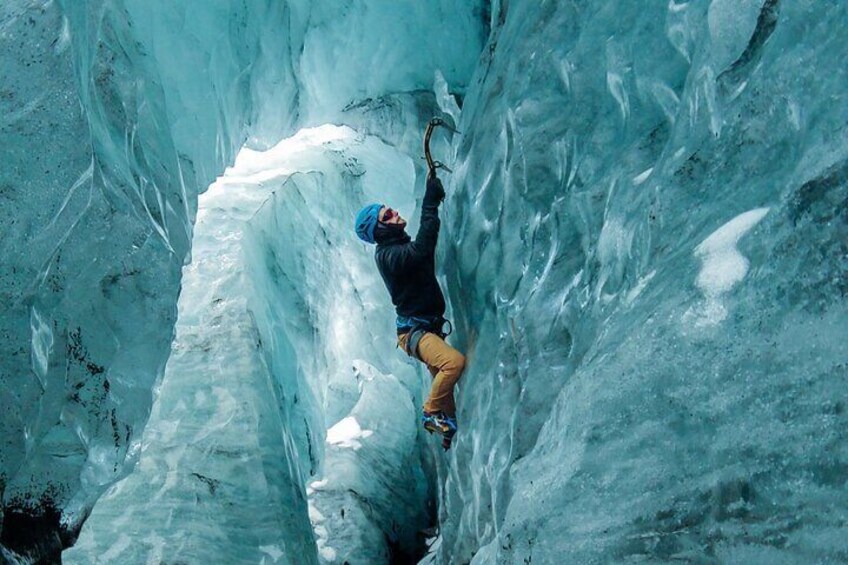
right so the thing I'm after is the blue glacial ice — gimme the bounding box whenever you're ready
[64,126,435,563]
[1,0,846,563]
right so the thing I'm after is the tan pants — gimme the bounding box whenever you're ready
[398,332,465,417]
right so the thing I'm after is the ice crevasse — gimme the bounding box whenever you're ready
[0,0,846,563]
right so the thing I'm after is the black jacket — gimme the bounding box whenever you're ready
[375,183,445,329]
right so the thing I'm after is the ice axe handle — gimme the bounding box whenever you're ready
[424,117,459,178]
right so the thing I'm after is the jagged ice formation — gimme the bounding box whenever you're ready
[1,0,846,563]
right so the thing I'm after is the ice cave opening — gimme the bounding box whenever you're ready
[2,1,847,564]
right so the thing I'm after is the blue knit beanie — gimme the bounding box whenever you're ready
[355,203,384,244]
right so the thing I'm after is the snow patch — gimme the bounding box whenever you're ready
[307,479,328,496]
[685,207,770,327]
[308,500,337,563]
[319,545,337,561]
[694,207,770,295]
[326,416,373,450]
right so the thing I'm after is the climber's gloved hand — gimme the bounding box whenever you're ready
[423,175,445,207]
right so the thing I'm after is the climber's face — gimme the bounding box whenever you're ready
[380,206,406,227]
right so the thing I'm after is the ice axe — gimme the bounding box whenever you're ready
[423,117,459,178]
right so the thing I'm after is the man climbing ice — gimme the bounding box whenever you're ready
[354,172,465,450]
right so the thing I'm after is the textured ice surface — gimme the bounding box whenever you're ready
[64,128,354,564]
[433,1,848,563]
[309,361,432,563]
[1,0,482,561]
[65,126,434,563]
[3,0,847,563]
[0,0,298,558]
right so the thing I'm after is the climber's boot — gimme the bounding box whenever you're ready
[422,411,457,449]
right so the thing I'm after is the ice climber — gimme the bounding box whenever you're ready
[354,173,465,450]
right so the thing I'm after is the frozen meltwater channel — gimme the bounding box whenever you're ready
[65,126,433,564]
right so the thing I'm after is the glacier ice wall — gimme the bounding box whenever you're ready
[1,0,484,561]
[1,0,295,559]
[4,0,846,562]
[65,125,439,564]
[434,0,848,563]
[307,362,433,564]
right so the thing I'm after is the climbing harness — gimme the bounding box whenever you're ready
[423,117,459,178]
[403,315,453,361]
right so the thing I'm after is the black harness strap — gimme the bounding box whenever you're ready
[403,316,453,361]
[406,327,428,362]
